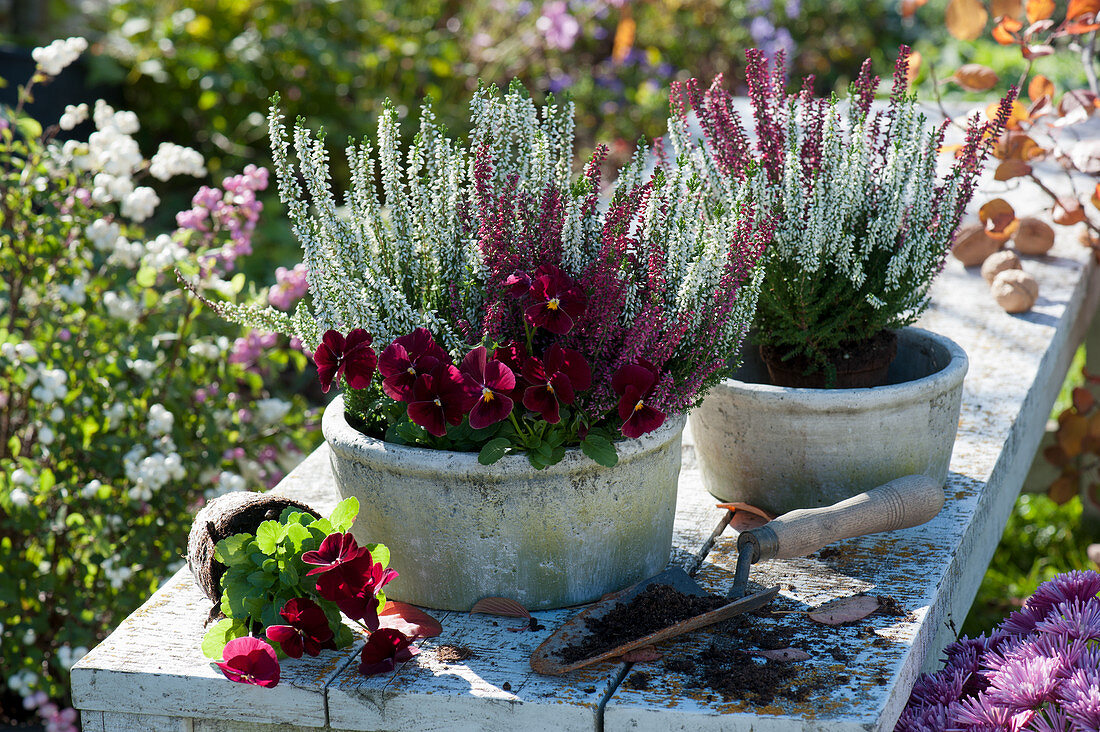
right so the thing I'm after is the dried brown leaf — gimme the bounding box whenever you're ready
[1058,413,1089,455]
[992,0,1023,17]
[758,647,812,662]
[717,501,777,531]
[808,595,881,625]
[379,601,444,639]
[1049,473,1079,504]
[980,198,1020,241]
[469,597,531,619]
[1092,183,1100,211]
[1053,198,1088,226]
[1044,444,1070,467]
[1055,90,1098,126]
[1028,75,1055,103]
[1073,387,1096,413]
[946,0,990,40]
[994,160,1033,181]
[953,64,999,92]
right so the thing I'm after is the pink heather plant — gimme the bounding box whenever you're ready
[668,46,1015,385]
[897,571,1100,732]
[206,82,772,468]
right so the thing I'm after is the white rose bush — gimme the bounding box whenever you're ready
[0,40,318,727]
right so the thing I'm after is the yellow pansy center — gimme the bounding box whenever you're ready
[482,388,494,401]
[546,298,560,310]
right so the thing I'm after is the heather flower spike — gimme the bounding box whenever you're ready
[313,329,376,393]
[215,636,280,688]
[359,628,419,677]
[265,597,337,658]
[612,360,667,439]
[460,346,516,429]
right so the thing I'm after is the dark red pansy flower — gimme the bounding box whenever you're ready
[314,553,398,631]
[359,628,419,677]
[460,346,516,430]
[406,363,478,437]
[503,271,532,297]
[301,532,370,576]
[522,345,592,424]
[524,264,587,335]
[313,329,377,394]
[215,636,280,688]
[265,597,337,659]
[612,359,667,439]
[494,342,530,403]
[377,328,450,401]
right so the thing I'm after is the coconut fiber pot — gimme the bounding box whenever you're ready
[689,327,967,516]
[322,396,686,611]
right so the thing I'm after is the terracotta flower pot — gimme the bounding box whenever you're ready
[689,327,967,516]
[322,396,686,611]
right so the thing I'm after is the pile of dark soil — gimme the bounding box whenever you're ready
[557,584,727,664]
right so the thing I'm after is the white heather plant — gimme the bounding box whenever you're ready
[670,47,1014,385]
[203,81,774,467]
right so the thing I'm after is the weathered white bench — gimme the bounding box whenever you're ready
[72,163,1100,732]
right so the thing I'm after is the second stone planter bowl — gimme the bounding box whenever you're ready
[689,327,967,516]
[323,396,686,611]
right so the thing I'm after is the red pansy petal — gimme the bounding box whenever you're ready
[217,637,280,687]
[622,403,666,439]
[523,385,561,424]
[316,362,339,394]
[549,372,576,406]
[460,346,489,382]
[342,346,377,389]
[377,343,412,380]
[612,362,658,396]
[554,347,591,391]
[469,391,514,429]
[484,360,516,392]
[617,384,644,422]
[382,372,416,402]
[407,399,447,436]
[525,302,574,335]
[265,625,304,658]
[343,328,373,351]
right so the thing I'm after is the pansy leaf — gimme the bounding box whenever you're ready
[260,602,281,629]
[214,533,254,564]
[280,563,299,587]
[366,543,390,570]
[255,521,284,554]
[334,623,354,649]
[479,437,511,465]
[581,434,618,468]
[244,596,266,619]
[308,518,334,536]
[328,497,359,533]
[284,523,311,553]
[201,618,246,660]
[247,569,273,589]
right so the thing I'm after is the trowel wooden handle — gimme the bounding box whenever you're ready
[737,474,944,562]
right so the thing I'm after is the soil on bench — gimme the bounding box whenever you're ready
[556,584,727,664]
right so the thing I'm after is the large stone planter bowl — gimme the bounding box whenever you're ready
[690,327,967,516]
[322,397,686,611]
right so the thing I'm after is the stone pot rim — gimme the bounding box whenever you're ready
[720,327,968,410]
[322,394,686,479]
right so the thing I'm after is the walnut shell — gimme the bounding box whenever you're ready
[981,250,1022,285]
[951,222,1002,266]
[1013,217,1055,255]
[991,269,1039,313]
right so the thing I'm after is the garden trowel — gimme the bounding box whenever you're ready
[530,474,944,675]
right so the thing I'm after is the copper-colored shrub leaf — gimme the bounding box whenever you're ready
[1028,75,1055,103]
[1067,0,1100,20]
[993,15,1024,43]
[1058,413,1089,456]
[808,595,881,625]
[1049,473,1079,504]
[901,0,929,17]
[994,160,1033,181]
[1087,543,1100,568]
[622,646,663,663]
[991,0,1023,17]
[1026,0,1055,22]
[1023,43,1056,59]
[996,131,1045,161]
[1087,411,1100,438]
[988,100,1030,129]
[953,64,999,92]
[946,0,990,40]
[979,198,1020,240]
[379,601,444,639]
[1044,444,1070,467]
[470,597,531,619]
[1092,183,1100,210]
[758,647,812,662]
[1053,198,1088,225]
[1073,387,1096,413]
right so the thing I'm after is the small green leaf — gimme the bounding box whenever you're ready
[307,517,333,535]
[201,618,245,660]
[255,520,284,553]
[478,437,511,465]
[15,116,42,141]
[284,523,311,553]
[279,563,299,587]
[328,497,359,533]
[581,435,619,468]
[135,267,157,288]
[366,543,390,569]
[214,534,254,564]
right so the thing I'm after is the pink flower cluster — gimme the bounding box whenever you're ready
[176,164,268,273]
[268,263,309,311]
[898,571,1100,731]
[228,331,278,368]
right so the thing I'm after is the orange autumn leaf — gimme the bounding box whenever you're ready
[991,0,1023,16]
[995,131,1045,161]
[612,15,636,64]
[1059,413,1089,455]
[901,0,929,18]
[953,63,999,91]
[1067,0,1100,20]
[1049,473,1079,504]
[979,198,1019,241]
[946,0,990,39]
[906,49,922,87]
[1026,0,1055,22]
[994,160,1033,180]
[1028,74,1055,103]
[1092,183,1100,210]
[1054,198,1088,225]
[1064,19,1100,32]
[992,15,1024,43]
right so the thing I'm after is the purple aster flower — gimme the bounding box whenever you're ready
[1028,706,1074,732]
[986,654,1062,712]
[1034,599,1100,642]
[1027,571,1100,617]
[1001,604,1048,636]
[950,694,1034,730]
[1056,663,1100,730]
[909,668,968,707]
